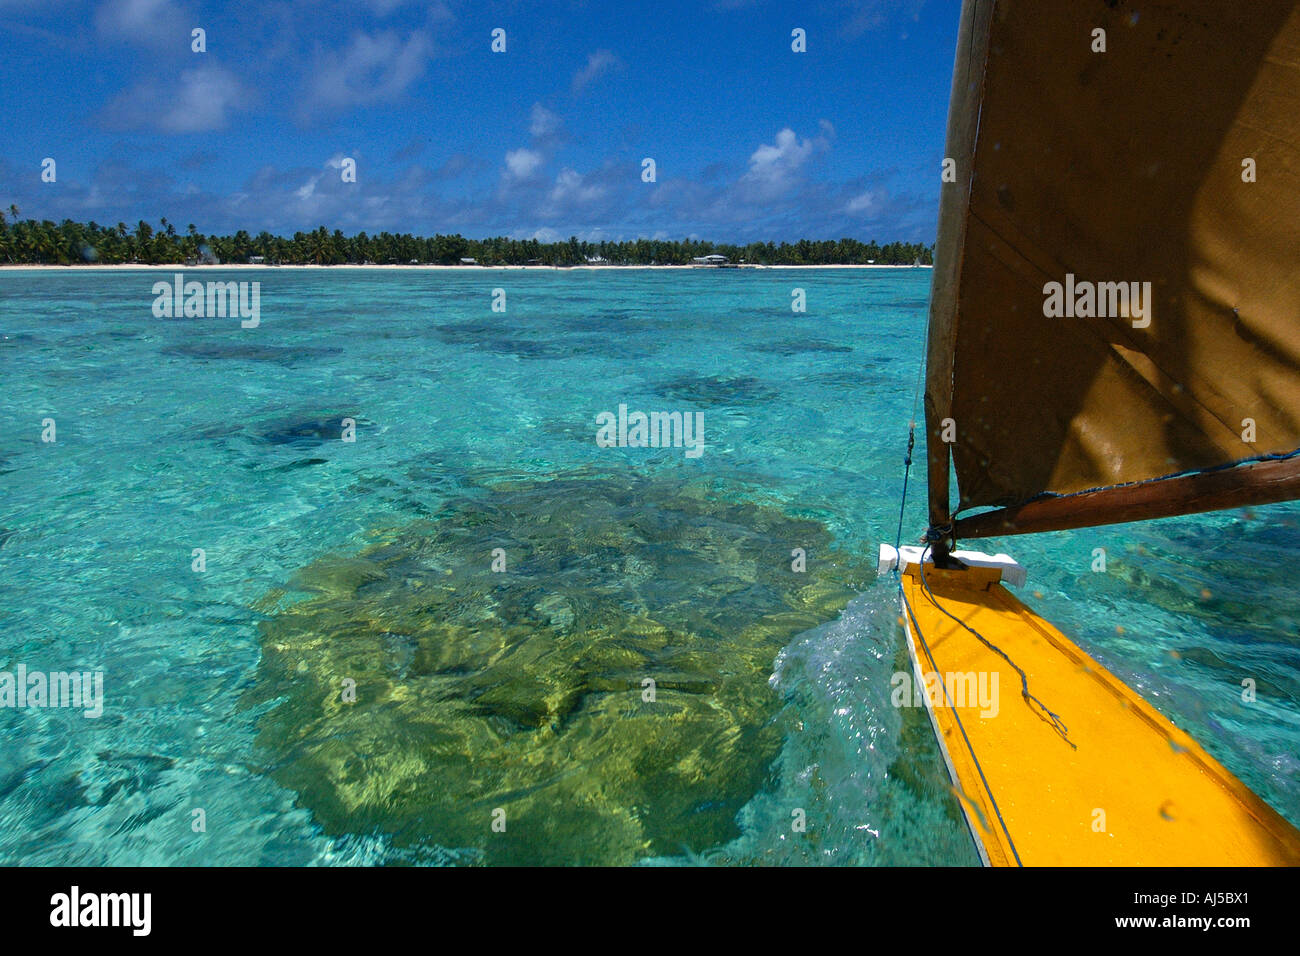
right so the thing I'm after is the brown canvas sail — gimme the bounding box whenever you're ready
[926,0,1300,540]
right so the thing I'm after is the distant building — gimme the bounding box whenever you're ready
[585,255,609,265]
[248,255,265,264]
[525,258,544,266]
[459,257,478,265]
[691,254,729,266]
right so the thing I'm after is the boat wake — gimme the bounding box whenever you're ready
[644,582,979,866]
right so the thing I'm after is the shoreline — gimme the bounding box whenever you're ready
[0,262,932,272]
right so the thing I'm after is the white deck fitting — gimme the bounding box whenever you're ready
[877,543,1027,589]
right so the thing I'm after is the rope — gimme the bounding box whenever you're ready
[953,445,1300,521]
[916,548,1075,749]
[888,346,1047,864]
[894,344,926,552]
[898,574,1022,866]
[889,400,1023,864]
[924,523,953,545]
[887,371,1071,866]
[894,424,915,553]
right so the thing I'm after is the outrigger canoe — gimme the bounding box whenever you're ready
[898,0,1300,865]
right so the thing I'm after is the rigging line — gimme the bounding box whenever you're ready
[898,575,1022,867]
[951,445,1300,519]
[891,300,1022,855]
[887,370,1022,862]
[916,548,1075,749]
[908,333,927,424]
[894,424,916,554]
[895,335,927,552]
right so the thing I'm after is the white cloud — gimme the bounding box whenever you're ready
[748,129,814,179]
[99,63,249,132]
[295,156,345,200]
[306,30,431,112]
[94,0,187,46]
[162,65,248,131]
[504,148,543,180]
[571,49,620,93]
[741,128,828,198]
[98,0,168,28]
[846,190,876,213]
[549,168,605,205]
[529,103,562,140]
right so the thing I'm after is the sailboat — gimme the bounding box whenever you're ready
[879,0,1300,865]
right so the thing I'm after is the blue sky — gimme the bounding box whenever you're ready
[0,0,960,242]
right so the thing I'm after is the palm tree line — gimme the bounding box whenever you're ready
[0,208,934,267]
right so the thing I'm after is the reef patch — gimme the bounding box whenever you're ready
[246,470,869,864]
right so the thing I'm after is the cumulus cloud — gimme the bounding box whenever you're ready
[529,103,563,141]
[504,148,544,180]
[548,168,605,206]
[571,49,621,93]
[293,155,354,201]
[94,0,189,47]
[846,190,876,213]
[740,127,830,199]
[99,64,250,132]
[163,66,249,131]
[749,129,815,179]
[305,30,432,114]
[500,105,567,182]
[0,144,934,245]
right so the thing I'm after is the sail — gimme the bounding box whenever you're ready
[925,0,1300,538]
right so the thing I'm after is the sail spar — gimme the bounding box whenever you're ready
[925,0,1300,540]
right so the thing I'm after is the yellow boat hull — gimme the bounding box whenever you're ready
[899,562,1300,866]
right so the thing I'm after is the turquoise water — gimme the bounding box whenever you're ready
[1,267,1297,865]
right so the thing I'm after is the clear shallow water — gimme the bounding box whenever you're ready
[0,267,1296,865]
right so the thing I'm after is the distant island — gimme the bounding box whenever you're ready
[0,209,934,268]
